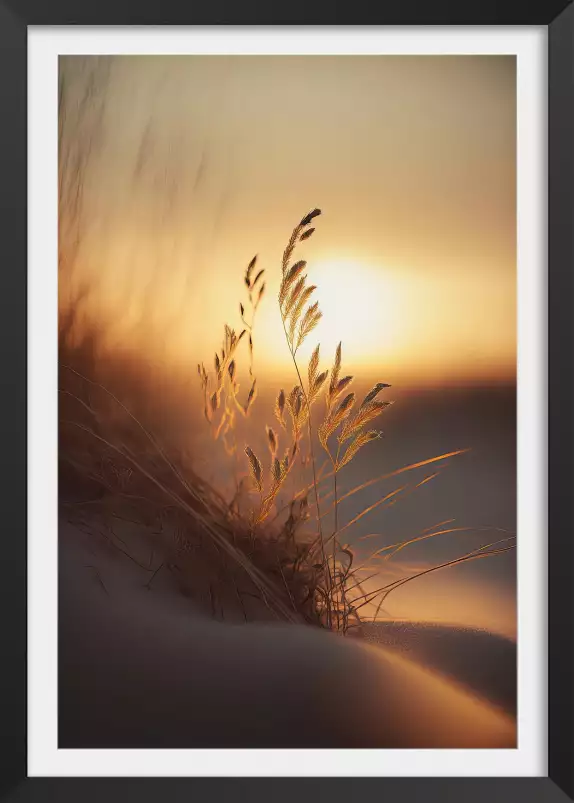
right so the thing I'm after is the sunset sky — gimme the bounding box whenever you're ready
[60,55,516,387]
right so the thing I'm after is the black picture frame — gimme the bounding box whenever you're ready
[1,3,572,801]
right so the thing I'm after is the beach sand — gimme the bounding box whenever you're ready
[59,518,516,749]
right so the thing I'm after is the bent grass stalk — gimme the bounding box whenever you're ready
[61,405,298,623]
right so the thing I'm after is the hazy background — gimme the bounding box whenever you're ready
[60,54,516,385]
[59,55,517,636]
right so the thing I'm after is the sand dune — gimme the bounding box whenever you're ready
[362,620,516,716]
[59,519,516,749]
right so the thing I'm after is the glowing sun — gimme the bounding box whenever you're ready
[307,259,401,366]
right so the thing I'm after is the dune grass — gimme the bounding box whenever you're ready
[189,209,516,631]
[59,207,515,633]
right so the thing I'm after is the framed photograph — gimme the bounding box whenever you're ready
[1,2,572,801]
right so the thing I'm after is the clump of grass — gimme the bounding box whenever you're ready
[59,207,514,635]
[199,208,515,633]
[234,210,394,629]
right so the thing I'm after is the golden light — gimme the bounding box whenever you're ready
[308,259,403,367]
[193,252,515,387]
[248,257,407,378]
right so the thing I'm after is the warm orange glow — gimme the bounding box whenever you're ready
[59,55,516,389]
[306,259,402,364]
[247,254,515,384]
[245,257,401,373]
